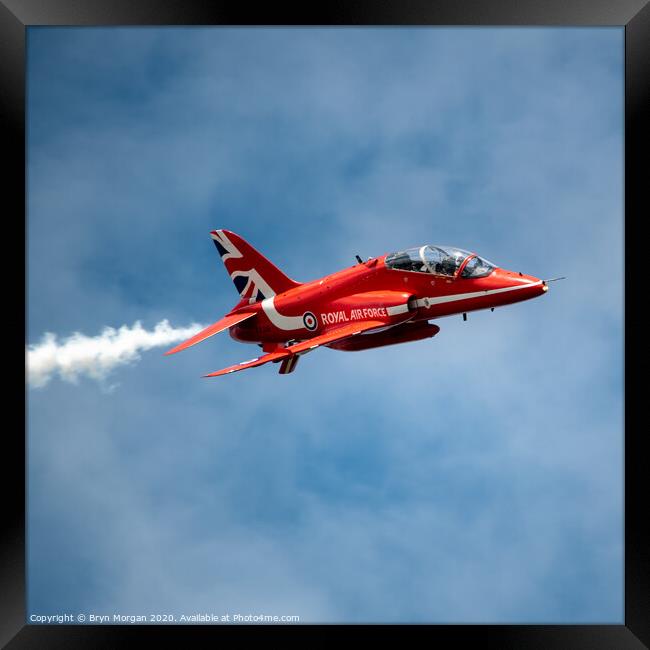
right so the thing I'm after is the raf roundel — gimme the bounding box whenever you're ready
[302,312,318,331]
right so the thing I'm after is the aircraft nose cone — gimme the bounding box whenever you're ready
[525,274,548,296]
[495,269,547,299]
[521,273,546,294]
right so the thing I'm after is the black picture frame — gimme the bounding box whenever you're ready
[4,1,647,646]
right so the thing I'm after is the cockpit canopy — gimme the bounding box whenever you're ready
[385,245,496,278]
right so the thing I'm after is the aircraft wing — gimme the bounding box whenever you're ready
[203,319,387,377]
[164,312,256,356]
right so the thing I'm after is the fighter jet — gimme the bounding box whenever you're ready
[165,230,558,376]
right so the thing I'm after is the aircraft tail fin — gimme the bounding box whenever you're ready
[210,230,301,304]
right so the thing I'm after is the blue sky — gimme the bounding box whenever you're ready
[27,27,623,623]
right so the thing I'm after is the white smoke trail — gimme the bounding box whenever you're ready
[26,319,207,388]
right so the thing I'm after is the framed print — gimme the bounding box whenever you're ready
[4,0,648,646]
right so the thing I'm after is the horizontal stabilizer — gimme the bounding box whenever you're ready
[164,312,255,356]
[203,319,387,377]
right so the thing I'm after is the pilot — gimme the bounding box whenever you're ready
[441,258,457,276]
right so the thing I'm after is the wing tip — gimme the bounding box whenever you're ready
[203,369,233,378]
[164,340,196,356]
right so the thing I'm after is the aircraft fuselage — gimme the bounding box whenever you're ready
[228,254,546,345]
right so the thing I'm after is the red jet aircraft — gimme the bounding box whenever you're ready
[165,230,556,376]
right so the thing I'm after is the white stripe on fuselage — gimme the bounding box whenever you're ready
[261,297,305,330]
[386,303,410,316]
[261,282,540,332]
[413,281,542,309]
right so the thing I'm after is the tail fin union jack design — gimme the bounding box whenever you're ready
[210,229,300,304]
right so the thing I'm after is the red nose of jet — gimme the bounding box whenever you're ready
[493,268,548,302]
